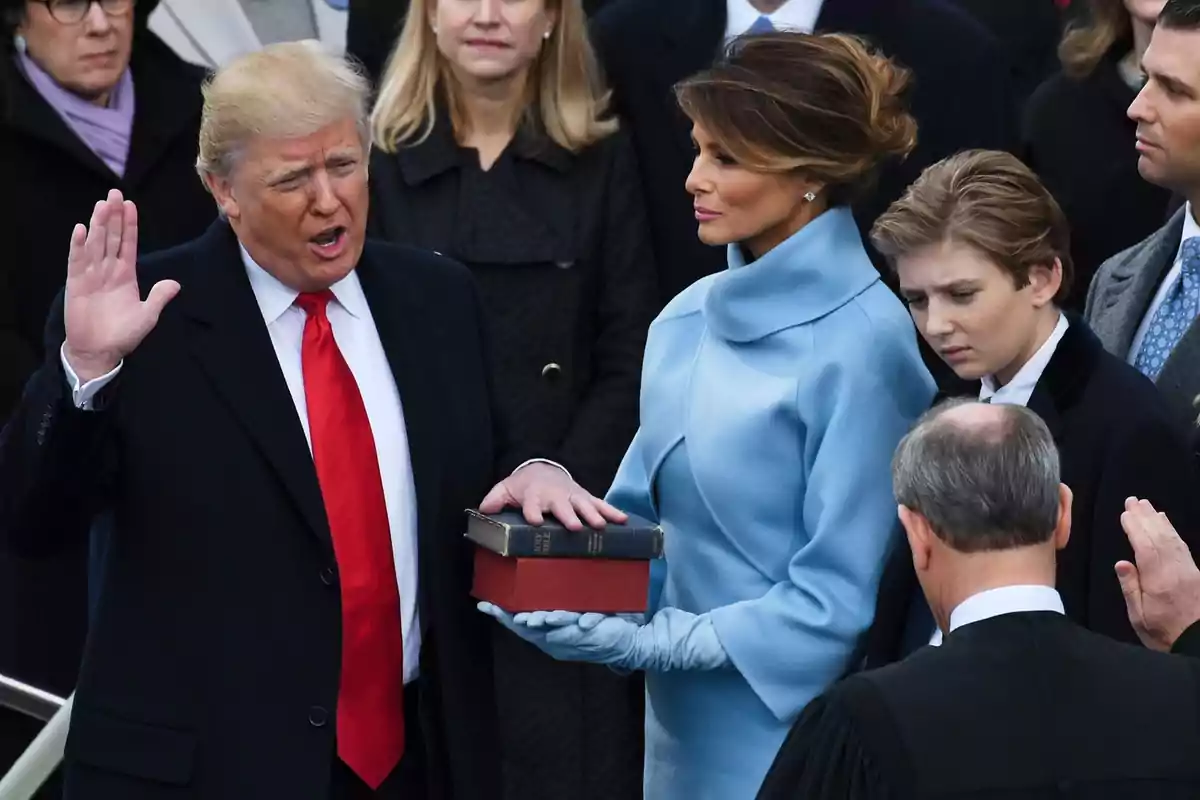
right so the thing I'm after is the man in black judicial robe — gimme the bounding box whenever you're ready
[757,400,1200,800]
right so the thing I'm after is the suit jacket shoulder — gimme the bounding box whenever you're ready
[1084,207,1186,347]
[855,613,1200,795]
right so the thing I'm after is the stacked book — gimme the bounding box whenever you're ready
[465,509,664,613]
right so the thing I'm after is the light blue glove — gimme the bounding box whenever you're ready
[478,602,729,672]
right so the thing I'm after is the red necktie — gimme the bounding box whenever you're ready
[296,291,405,789]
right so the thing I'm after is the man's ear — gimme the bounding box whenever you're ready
[1053,483,1073,551]
[899,505,934,572]
[203,172,241,221]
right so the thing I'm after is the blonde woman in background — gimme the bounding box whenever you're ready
[367,1,656,798]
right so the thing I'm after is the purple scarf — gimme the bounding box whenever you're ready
[17,51,135,177]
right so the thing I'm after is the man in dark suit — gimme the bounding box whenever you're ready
[0,41,623,799]
[757,400,1200,799]
[1085,0,1200,438]
[590,0,1020,308]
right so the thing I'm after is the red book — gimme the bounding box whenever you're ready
[471,546,651,613]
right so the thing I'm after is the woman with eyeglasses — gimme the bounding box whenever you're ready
[0,0,214,790]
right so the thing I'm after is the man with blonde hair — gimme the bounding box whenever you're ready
[0,41,622,799]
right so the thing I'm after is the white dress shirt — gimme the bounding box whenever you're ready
[979,313,1069,408]
[63,247,423,683]
[1128,203,1200,365]
[724,0,824,39]
[948,584,1065,633]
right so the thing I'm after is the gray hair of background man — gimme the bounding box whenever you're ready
[1159,0,1200,31]
[195,40,371,183]
[892,399,1062,553]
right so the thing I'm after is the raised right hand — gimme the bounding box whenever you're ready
[63,189,181,382]
[1115,497,1200,652]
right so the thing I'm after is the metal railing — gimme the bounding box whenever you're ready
[0,675,71,800]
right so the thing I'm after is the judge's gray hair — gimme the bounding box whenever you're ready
[196,40,371,182]
[891,399,1061,553]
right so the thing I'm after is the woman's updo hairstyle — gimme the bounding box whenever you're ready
[674,31,918,206]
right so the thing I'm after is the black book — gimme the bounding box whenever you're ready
[464,509,664,560]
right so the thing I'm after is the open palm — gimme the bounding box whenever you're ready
[63,190,180,381]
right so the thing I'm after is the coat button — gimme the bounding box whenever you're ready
[320,566,337,586]
[541,363,562,380]
[308,706,328,727]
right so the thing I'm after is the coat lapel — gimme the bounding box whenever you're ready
[1155,317,1200,434]
[177,221,333,553]
[1093,209,1186,357]
[356,246,442,621]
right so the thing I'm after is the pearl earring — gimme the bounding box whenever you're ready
[544,29,552,39]
[13,34,26,54]
[804,191,816,202]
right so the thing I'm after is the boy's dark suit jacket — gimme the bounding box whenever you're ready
[0,221,521,798]
[760,612,1200,799]
[863,318,1200,666]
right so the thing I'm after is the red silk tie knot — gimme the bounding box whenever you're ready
[295,289,335,318]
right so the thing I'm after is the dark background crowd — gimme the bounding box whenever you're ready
[2,0,1200,798]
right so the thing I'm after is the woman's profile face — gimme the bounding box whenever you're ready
[684,122,816,260]
[432,0,556,84]
[895,240,1061,386]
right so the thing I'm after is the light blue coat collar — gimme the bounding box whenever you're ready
[704,207,880,342]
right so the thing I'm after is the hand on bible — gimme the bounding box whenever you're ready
[1115,497,1200,652]
[63,190,181,382]
[477,603,729,672]
[479,462,628,531]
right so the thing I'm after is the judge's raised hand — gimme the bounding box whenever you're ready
[63,190,180,382]
[1115,497,1200,652]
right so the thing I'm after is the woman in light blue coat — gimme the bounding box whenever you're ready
[481,32,936,799]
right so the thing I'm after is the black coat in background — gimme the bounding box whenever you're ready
[0,28,215,791]
[948,0,1065,105]
[759,612,1200,799]
[862,319,1200,668]
[590,0,1021,308]
[0,223,512,799]
[368,120,654,800]
[1023,49,1174,310]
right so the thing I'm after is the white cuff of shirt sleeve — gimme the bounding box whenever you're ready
[513,458,572,481]
[60,344,123,411]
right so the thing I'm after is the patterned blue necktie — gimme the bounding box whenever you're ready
[748,15,775,33]
[1134,237,1200,380]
